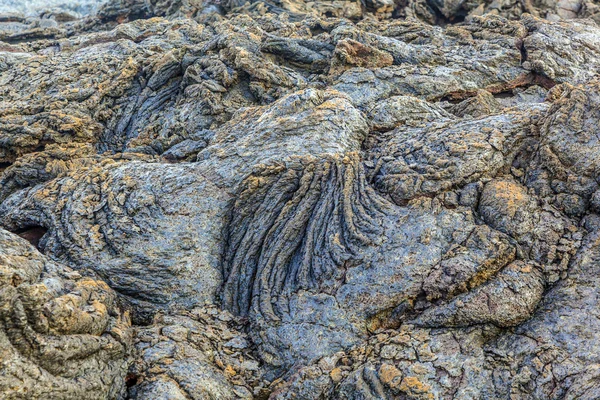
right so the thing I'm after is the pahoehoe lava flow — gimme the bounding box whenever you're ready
[2,0,600,398]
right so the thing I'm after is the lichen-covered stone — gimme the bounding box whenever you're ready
[1,0,600,398]
[0,228,132,399]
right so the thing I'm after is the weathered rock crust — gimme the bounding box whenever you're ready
[1,0,600,399]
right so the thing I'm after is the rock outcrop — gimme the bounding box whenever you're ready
[1,0,600,399]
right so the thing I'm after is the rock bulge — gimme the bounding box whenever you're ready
[1,0,600,398]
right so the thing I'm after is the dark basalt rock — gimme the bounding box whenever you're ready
[1,0,600,399]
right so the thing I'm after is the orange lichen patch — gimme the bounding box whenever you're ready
[466,259,507,292]
[546,83,569,102]
[399,376,435,400]
[39,111,102,141]
[329,367,343,383]
[88,225,106,251]
[516,262,534,273]
[148,365,166,374]
[412,330,430,343]
[330,39,393,76]
[75,277,112,293]
[379,363,403,388]
[415,344,437,363]
[390,333,412,345]
[96,56,139,97]
[224,365,237,377]
[44,290,111,335]
[374,2,394,14]
[485,179,528,218]
[367,307,394,333]
[454,229,517,294]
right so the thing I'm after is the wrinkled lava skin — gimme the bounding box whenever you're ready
[2,0,600,399]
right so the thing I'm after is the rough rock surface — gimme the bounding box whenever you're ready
[1,0,600,399]
[0,228,132,399]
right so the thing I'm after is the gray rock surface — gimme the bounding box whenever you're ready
[1,0,600,399]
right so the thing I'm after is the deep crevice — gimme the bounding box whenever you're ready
[518,39,528,64]
[125,373,140,388]
[493,90,516,99]
[13,226,48,250]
